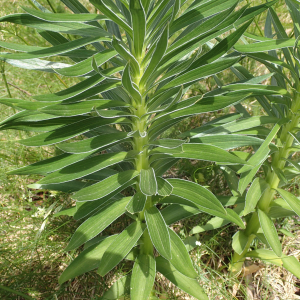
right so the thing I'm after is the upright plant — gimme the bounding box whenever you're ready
[188,0,300,280]
[0,0,279,298]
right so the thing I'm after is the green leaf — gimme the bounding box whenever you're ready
[238,123,281,193]
[0,12,111,38]
[21,117,127,146]
[268,198,295,218]
[57,132,129,153]
[168,229,197,278]
[0,36,110,60]
[190,19,252,70]
[139,168,157,196]
[130,253,156,300]
[126,191,147,213]
[55,49,118,77]
[66,197,130,251]
[245,124,281,168]
[159,57,240,91]
[90,0,133,38]
[221,166,240,197]
[21,6,108,22]
[188,116,279,138]
[282,255,300,279]
[8,151,94,175]
[258,209,282,257]
[130,0,146,58]
[162,195,245,229]
[59,235,116,284]
[276,188,300,218]
[40,99,129,116]
[247,52,296,74]
[150,144,248,165]
[145,206,171,259]
[168,6,235,53]
[189,204,244,234]
[38,152,134,184]
[34,80,121,104]
[235,38,296,53]
[149,139,185,149]
[122,63,142,103]
[149,93,251,136]
[170,0,237,34]
[162,204,201,225]
[100,275,131,300]
[98,221,144,276]
[232,231,252,255]
[74,194,121,220]
[156,256,209,300]
[140,24,168,87]
[73,170,139,202]
[112,37,140,74]
[245,249,283,267]
[278,228,295,238]
[33,74,108,102]
[167,178,226,215]
[28,181,93,193]
[156,177,173,196]
[191,134,264,150]
[0,57,71,73]
[220,84,290,97]
[96,109,134,119]
[244,177,269,215]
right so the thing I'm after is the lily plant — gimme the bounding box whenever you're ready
[0,0,283,298]
[187,0,300,280]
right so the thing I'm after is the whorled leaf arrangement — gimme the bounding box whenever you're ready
[0,0,282,298]
[188,0,300,281]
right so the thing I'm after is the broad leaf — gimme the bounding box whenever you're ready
[66,197,130,251]
[98,221,145,276]
[258,209,282,257]
[73,170,139,202]
[130,253,156,300]
[145,206,171,259]
[59,235,116,284]
[156,257,209,300]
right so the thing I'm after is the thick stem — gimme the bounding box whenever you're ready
[230,83,300,275]
[130,50,154,257]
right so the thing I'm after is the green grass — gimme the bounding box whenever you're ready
[1,0,300,299]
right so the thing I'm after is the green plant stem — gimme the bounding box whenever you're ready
[130,49,154,258]
[1,61,12,98]
[230,83,300,275]
[46,0,56,13]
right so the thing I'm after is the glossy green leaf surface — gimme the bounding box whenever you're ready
[156,257,209,300]
[139,168,157,196]
[258,209,282,257]
[98,221,144,276]
[167,178,226,215]
[59,235,116,284]
[145,206,171,259]
[168,229,197,278]
[276,188,300,217]
[131,253,156,300]
[66,197,130,250]
[244,177,269,215]
[0,36,110,60]
[126,191,147,213]
[38,152,134,184]
[73,170,139,202]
